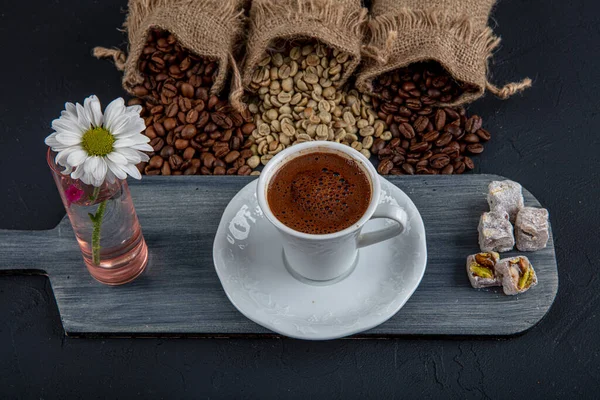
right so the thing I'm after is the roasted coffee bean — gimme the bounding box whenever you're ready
[153,122,166,137]
[399,123,415,139]
[435,132,453,147]
[238,165,252,175]
[181,124,197,139]
[476,129,491,141]
[169,154,183,170]
[465,115,482,133]
[149,155,164,169]
[464,156,475,170]
[150,137,164,152]
[402,163,415,175]
[183,147,196,160]
[413,116,429,132]
[463,133,480,143]
[224,151,240,164]
[213,166,226,175]
[466,143,484,154]
[429,154,451,169]
[378,159,394,175]
[422,130,440,142]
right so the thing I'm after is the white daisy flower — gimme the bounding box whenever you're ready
[45,95,152,187]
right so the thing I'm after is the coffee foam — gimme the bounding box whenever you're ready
[267,152,371,235]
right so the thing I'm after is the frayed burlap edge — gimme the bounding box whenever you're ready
[231,0,367,111]
[357,8,531,105]
[94,0,245,96]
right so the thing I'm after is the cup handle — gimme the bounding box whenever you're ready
[357,204,408,248]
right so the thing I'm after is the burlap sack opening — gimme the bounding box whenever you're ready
[357,1,531,106]
[231,0,366,110]
[94,0,245,96]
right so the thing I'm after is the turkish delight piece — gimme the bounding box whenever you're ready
[466,252,501,288]
[487,180,524,223]
[515,207,549,251]
[478,211,514,252]
[496,256,538,295]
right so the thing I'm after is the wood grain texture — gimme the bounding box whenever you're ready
[0,175,558,337]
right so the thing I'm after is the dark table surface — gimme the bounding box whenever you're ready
[1,0,599,398]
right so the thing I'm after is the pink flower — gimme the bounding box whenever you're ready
[65,185,84,205]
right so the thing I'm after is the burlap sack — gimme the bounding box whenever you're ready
[232,0,366,109]
[94,0,245,95]
[356,0,531,105]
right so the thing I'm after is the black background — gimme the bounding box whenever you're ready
[1,0,599,398]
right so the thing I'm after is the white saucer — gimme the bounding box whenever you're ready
[213,176,427,340]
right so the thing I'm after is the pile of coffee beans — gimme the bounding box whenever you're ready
[131,29,257,176]
[246,40,388,163]
[369,62,491,175]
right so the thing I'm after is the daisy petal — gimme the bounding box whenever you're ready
[66,148,88,167]
[92,157,108,181]
[75,102,92,131]
[115,148,142,164]
[107,151,128,165]
[113,134,150,148]
[130,143,154,152]
[55,132,83,146]
[103,98,125,132]
[111,116,146,138]
[106,159,128,180]
[121,163,142,180]
[83,95,103,127]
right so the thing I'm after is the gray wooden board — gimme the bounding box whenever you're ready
[0,175,558,337]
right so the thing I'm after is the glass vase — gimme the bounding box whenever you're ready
[47,149,148,285]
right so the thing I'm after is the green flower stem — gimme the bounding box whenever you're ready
[90,186,101,202]
[89,199,107,266]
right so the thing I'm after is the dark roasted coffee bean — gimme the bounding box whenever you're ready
[185,109,199,124]
[161,162,171,175]
[465,115,483,133]
[422,130,440,142]
[149,155,164,169]
[180,83,194,98]
[241,123,256,135]
[402,163,415,175]
[169,154,183,170]
[434,109,446,130]
[464,156,475,170]
[444,107,460,121]
[409,142,429,153]
[435,132,452,147]
[224,151,240,164]
[399,123,415,139]
[405,98,422,110]
[377,159,394,175]
[476,129,491,141]
[441,164,454,175]
[160,145,174,159]
[150,137,164,152]
[413,116,429,132]
[174,139,189,150]
[463,133,480,143]
[371,138,386,155]
[183,147,195,160]
[213,166,226,175]
[238,165,252,175]
[153,122,166,137]
[466,143,484,154]
[181,124,197,139]
[445,124,462,138]
[163,117,177,131]
[429,154,451,169]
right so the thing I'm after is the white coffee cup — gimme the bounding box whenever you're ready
[257,142,408,284]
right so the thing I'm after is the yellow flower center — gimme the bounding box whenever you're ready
[81,127,115,156]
